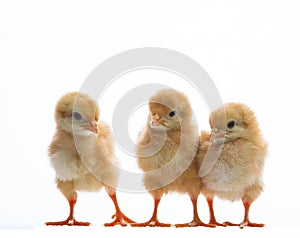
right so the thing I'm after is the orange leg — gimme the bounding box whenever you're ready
[206,197,226,227]
[104,192,136,226]
[224,201,265,229]
[131,198,171,227]
[176,197,215,228]
[45,199,90,226]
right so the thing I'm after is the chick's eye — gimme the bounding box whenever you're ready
[169,111,175,117]
[73,112,82,120]
[227,120,235,129]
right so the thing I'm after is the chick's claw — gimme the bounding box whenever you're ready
[111,213,136,224]
[175,221,216,228]
[208,221,227,227]
[207,217,227,227]
[45,219,91,226]
[223,221,265,229]
[240,221,265,229]
[105,212,137,226]
[149,220,171,227]
[104,218,127,227]
[131,219,171,227]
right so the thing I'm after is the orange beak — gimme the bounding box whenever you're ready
[211,132,225,140]
[150,113,162,126]
[84,120,99,134]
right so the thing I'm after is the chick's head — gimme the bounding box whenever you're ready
[209,103,259,143]
[54,92,100,136]
[148,89,192,132]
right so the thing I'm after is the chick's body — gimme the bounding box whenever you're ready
[198,103,267,228]
[46,92,132,226]
[133,89,209,227]
[138,120,200,199]
[200,136,265,202]
[49,121,117,194]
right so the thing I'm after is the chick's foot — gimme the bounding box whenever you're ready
[45,219,90,226]
[223,221,264,229]
[175,220,216,228]
[105,211,137,227]
[131,219,171,227]
[239,221,265,229]
[207,219,227,227]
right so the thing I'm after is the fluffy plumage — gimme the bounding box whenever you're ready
[45,92,133,226]
[132,89,211,227]
[198,103,268,228]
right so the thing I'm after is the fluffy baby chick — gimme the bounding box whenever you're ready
[45,92,133,226]
[198,103,268,228]
[133,89,211,227]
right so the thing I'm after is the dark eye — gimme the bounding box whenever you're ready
[169,111,175,117]
[227,120,235,129]
[73,112,82,120]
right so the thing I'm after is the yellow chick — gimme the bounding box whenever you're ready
[198,103,268,228]
[132,89,211,227]
[45,92,134,226]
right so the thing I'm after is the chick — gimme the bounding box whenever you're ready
[132,89,211,227]
[198,103,268,228]
[45,92,134,226]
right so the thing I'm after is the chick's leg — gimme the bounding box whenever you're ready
[45,181,90,226]
[239,201,265,228]
[104,189,136,227]
[45,199,90,226]
[131,197,171,227]
[206,197,226,227]
[176,196,215,228]
[224,201,265,229]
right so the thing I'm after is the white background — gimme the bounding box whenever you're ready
[1,0,300,237]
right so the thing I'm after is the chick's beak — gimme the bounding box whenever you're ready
[150,113,162,127]
[210,129,226,145]
[84,120,99,134]
[211,129,225,140]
